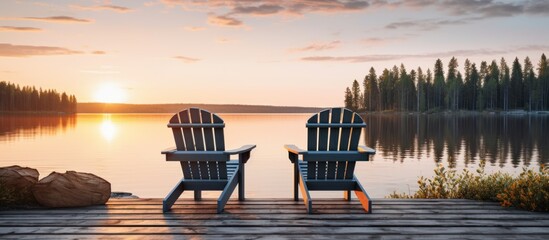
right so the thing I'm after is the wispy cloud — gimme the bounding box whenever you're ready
[0,43,83,57]
[91,51,106,55]
[160,0,549,30]
[174,55,201,63]
[184,26,206,31]
[301,45,549,63]
[160,0,372,27]
[14,16,92,24]
[392,0,549,18]
[207,14,243,27]
[289,41,341,52]
[72,4,133,13]
[0,26,42,32]
[385,17,477,31]
[231,4,284,15]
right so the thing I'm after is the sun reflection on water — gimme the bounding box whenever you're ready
[100,115,117,142]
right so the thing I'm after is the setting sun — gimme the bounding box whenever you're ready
[94,83,127,103]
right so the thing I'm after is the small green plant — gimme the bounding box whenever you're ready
[389,162,548,212]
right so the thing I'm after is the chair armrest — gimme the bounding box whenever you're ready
[226,144,256,164]
[358,145,376,154]
[284,144,306,154]
[161,147,177,154]
[225,144,256,155]
[285,144,307,163]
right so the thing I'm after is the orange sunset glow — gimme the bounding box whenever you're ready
[1,1,548,106]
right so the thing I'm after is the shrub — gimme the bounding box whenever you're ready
[497,165,549,212]
[389,162,548,212]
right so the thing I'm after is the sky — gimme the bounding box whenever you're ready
[1,0,549,107]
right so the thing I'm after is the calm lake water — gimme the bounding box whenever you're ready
[1,113,547,198]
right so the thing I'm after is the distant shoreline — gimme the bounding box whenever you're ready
[76,102,325,114]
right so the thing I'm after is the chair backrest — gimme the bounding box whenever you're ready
[168,108,228,180]
[306,108,366,180]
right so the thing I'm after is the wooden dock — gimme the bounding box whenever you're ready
[1,198,548,239]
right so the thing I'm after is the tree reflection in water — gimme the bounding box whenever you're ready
[0,114,76,140]
[362,113,548,168]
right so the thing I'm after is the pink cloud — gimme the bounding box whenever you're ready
[72,5,133,13]
[174,55,201,63]
[0,43,83,57]
[0,26,42,32]
[19,16,92,24]
[289,41,341,52]
[207,15,243,27]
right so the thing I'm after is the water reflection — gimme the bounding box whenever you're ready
[0,114,76,140]
[100,115,117,142]
[363,114,548,168]
[0,113,547,198]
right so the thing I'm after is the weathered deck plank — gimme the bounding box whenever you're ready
[1,198,548,239]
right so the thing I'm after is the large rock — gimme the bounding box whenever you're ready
[32,171,111,208]
[0,165,39,205]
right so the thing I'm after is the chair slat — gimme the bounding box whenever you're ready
[337,109,353,179]
[190,108,205,151]
[307,114,318,179]
[315,110,330,180]
[345,112,364,179]
[212,113,226,179]
[307,114,318,151]
[179,110,199,179]
[213,114,225,151]
[201,111,215,151]
[327,108,341,179]
[169,114,186,151]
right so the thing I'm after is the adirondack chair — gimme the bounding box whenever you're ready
[161,108,256,213]
[285,108,375,213]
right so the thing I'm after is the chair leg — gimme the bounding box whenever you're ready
[163,180,185,212]
[294,162,299,201]
[218,166,240,213]
[353,177,372,214]
[194,190,202,200]
[297,165,312,214]
[344,190,351,201]
[238,160,245,201]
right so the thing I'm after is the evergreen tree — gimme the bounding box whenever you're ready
[363,67,379,111]
[500,58,510,111]
[379,69,390,111]
[409,69,417,111]
[484,60,499,109]
[463,59,473,110]
[417,67,426,112]
[537,54,548,110]
[523,57,535,111]
[344,87,353,110]
[351,80,362,111]
[433,59,445,109]
[446,57,459,110]
[510,58,523,109]
[470,63,482,110]
[455,72,463,110]
[426,68,433,110]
